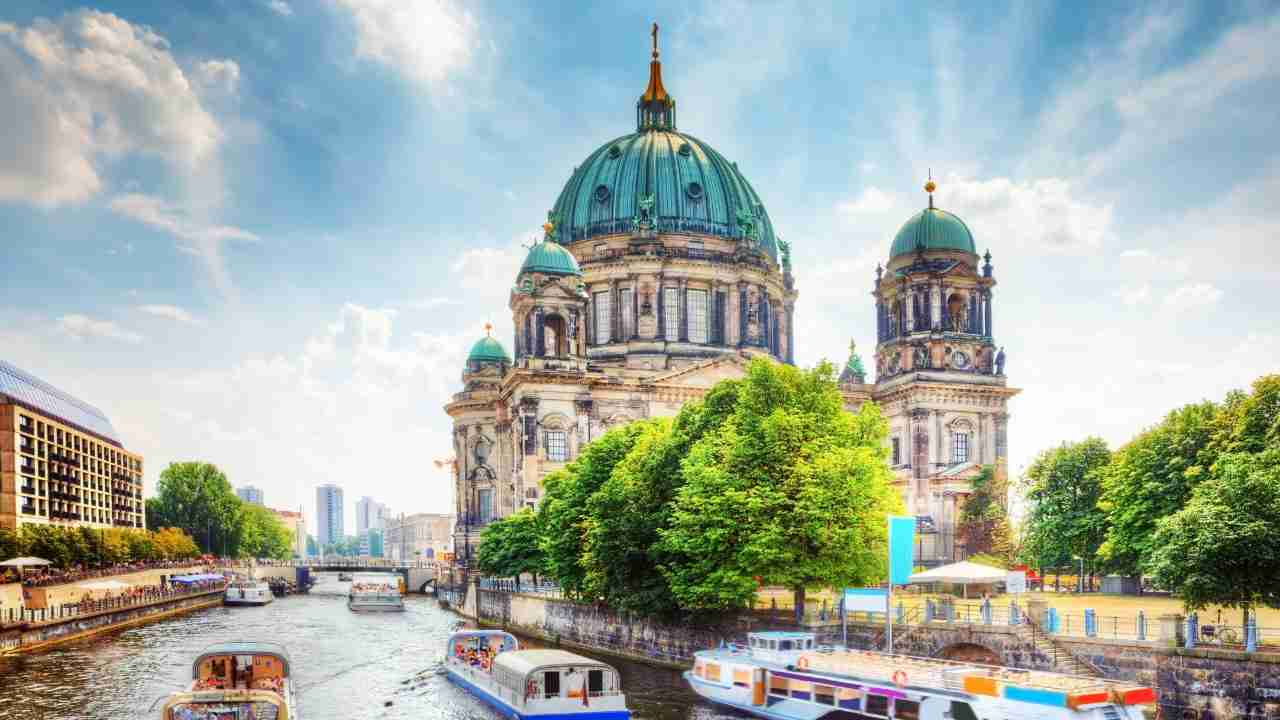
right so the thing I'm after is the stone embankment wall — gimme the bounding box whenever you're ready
[0,588,222,654]
[452,586,1280,719]
[6,565,206,609]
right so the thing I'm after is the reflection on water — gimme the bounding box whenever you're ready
[0,574,724,720]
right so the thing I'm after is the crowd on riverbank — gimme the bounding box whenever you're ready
[8,559,211,587]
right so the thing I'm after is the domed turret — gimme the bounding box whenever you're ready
[889,178,976,259]
[465,325,510,374]
[519,238,582,277]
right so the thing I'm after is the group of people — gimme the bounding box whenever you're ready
[455,641,502,671]
[350,582,396,593]
[8,560,212,587]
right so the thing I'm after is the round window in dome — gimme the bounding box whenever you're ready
[607,145,622,159]
[686,182,704,201]
[678,142,692,156]
[594,184,611,203]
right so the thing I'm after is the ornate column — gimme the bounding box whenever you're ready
[940,284,949,331]
[609,278,620,342]
[786,303,795,364]
[533,306,545,357]
[759,284,771,348]
[934,410,944,468]
[630,274,640,340]
[678,278,689,342]
[932,281,942,331]
[738,282,748,348]
[984,289,993,337]
[656,273,666,340]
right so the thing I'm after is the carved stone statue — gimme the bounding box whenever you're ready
[914,345,929,369]
[995,346,1007,375]
[566,310,577,342]
[778,238,792,273]
[735,207,759,246]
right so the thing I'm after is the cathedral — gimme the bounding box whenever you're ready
[445,28,1018,567]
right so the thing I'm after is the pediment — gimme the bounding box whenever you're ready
[650,354,751,389]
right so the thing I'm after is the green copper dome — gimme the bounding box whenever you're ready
[466,335,510,364]
[550,130,779,260]
[890,207,977,259]
[520,239,582,276]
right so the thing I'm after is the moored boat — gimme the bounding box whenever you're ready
[684,631,1156,720]
[224,579,274,606]
[157,641,297,719]
[445,629,630,720]
[347,572,405,612]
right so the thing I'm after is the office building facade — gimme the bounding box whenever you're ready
[315,484,344,548]
[236,485,264,506]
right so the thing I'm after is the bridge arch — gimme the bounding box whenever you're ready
[936,642,1001,666]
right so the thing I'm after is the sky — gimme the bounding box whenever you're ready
[2,1,1277,536]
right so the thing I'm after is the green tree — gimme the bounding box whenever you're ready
[476,508,544,585]
[658,359,902,615]
[151,462,243,555]
[0,527,27,561]
[1148,450,1280,629]
[581,380,742,617]
[1098,402,1220,575]
[236,504,293,560]
[1022,439,1111,580]
[538,422,649,599]
[1210,375,1280,456]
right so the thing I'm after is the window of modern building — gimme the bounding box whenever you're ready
[593,291,611,344]
[688,289,709,343]
[620,288,634,338]
[545,431,567,462]
[477,489,493,523]
[663,287,679,341]
[891,437,901,466]
[952,432,970,464]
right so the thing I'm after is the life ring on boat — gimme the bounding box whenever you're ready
[797,656,809,670]
[892,670,908,688]
[527,680,537,700]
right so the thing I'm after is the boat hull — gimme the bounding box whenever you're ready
[347,599,404,612]
[223,597,273,606]
[446,667,630,720]
[684,672,793,720]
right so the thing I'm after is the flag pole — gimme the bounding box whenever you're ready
[886,517,893,654]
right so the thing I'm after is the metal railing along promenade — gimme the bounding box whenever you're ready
[0,581,226,628]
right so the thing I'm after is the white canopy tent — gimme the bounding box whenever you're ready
[908,561,1008,598]
[0,556,51,575]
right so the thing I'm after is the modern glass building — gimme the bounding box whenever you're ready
[315,483,344,548]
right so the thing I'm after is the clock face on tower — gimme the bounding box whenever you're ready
[951,351,970,369]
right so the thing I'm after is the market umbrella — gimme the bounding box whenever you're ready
[908,561,1008,599]
[0,556,52,572]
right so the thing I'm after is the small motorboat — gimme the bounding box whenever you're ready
[223,580,274,606]
[347,572,405,612]
[157,641,297,719]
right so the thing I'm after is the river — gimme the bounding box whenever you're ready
[0,575,723,720]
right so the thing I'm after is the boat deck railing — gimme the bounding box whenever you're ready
[799,649,1122,695]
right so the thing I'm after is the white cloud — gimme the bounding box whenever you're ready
[268,0,293,17]
[1164,283,1223,309]
[837,187,897,217]
[57,314,144,344]
[1112,284,1152,307]
[136,304,202,325]
[333,0,478,90]
[196,59,240,94]
[1118,248,1151,258]
[110,193,258,297]
[0,10,224,207]
[939,176,1113,252]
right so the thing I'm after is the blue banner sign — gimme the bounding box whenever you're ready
[888,516,916,585]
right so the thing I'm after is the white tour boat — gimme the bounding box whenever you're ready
[157,642,297,719]
[224,579,274,606]
[685,631,1156,720]
[445,629,630,720]
[347,572,405,612]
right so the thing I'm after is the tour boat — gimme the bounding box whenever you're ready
[445,629,630,720]
[157,641,297,719]
[223,579,274,606]
[338,572,353,582]
[347,572,405,612]
[684,631,1156,720]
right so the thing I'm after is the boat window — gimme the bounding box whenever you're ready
[815,685,836,706]
[589,669,604,694]
[837,687,862,710]
[780,640,793,651]
[789,681,812,701]
[949,702,979,720]
[866,694,890,717]
[769,640,778,650]
[705,663,722,682]
[733,669,751,688]
[895,699,920,720]
[769,676,788,696]
[543,670,561,698]
[694,661,705,678]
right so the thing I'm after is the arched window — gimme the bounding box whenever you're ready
[951,432,970,464]
[947,293,967,333]
[891,301,903,338]
[544,313,567,356]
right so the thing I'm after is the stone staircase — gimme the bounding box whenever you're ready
[1016,616,1100,677]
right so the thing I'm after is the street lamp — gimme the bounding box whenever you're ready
[1073,555,1084,594]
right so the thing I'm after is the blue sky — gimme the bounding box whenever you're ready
[3,1,1277,534]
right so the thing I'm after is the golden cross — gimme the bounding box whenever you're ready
[484,322,492,336]
[651,22,659,59]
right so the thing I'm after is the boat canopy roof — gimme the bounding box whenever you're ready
[448,629,518,650]
[352,572,398,582]
[171,573,225,583]
[749,631,815,640]
[493,649,615,678]
[192,642,291,677]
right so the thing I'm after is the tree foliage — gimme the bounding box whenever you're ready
[1148,450,1280,624]
[237,504,293,560]
[959,466,1016,562]
[0,525,199,569]
[149,462,243,555]
[476,508,544,582]
[657,360,901,614]
[1021,438,1111,572]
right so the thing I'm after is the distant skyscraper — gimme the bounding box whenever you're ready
[236,485,264,506]
[316,484,344,548]
[356,496,388,535]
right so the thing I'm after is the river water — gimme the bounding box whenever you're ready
[0,575,723,720]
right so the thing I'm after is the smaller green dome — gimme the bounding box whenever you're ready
[890,207,977,259]
[520,240,582,277]
[466,335,510,364]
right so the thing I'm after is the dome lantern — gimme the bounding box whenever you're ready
[888,177,977,260]
[466,325,511,371]
[636,23,675,131]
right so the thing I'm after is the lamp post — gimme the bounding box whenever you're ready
[1073,554,1084,594]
